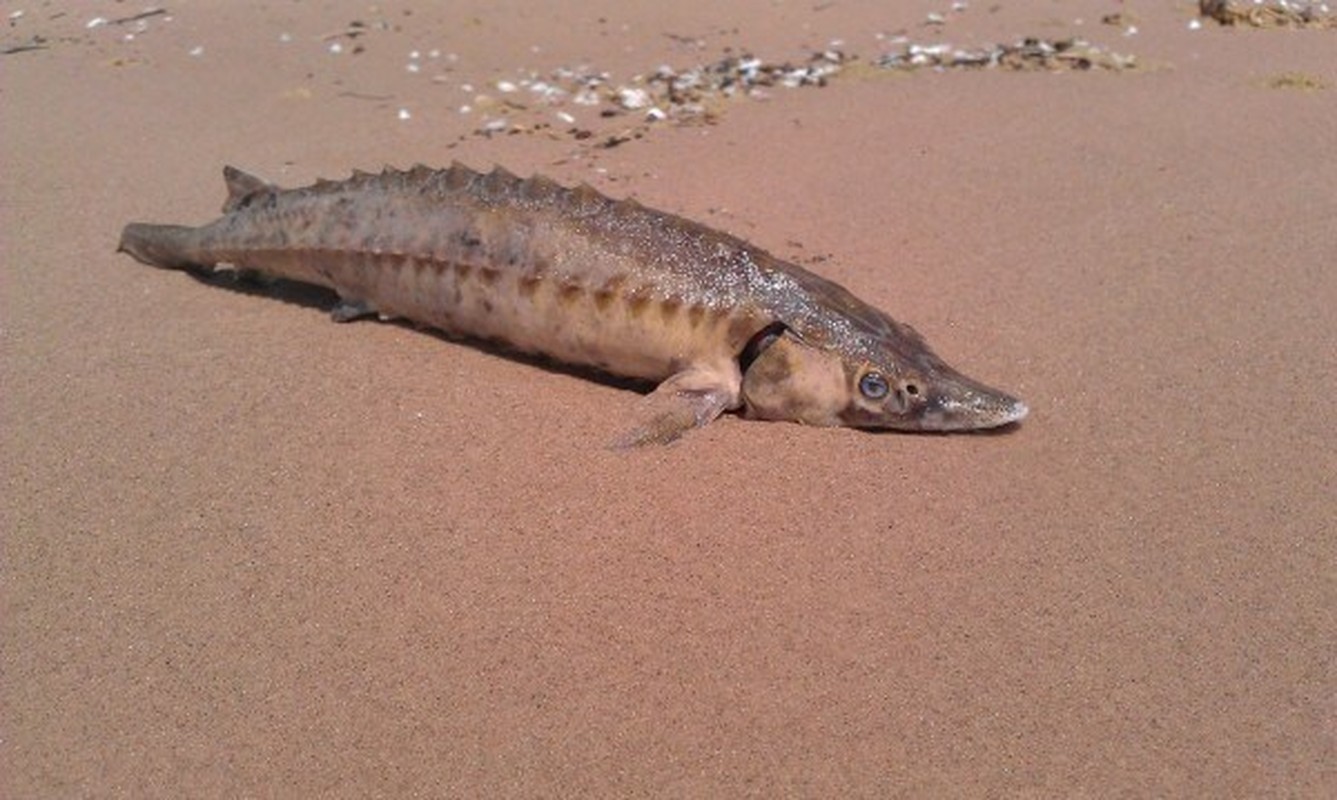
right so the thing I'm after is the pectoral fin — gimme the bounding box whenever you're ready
[614,362,742,448]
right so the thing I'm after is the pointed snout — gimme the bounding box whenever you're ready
[919,375,1029,431]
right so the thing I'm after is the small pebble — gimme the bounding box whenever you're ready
[188,45,204,57]
[397,108,411,121]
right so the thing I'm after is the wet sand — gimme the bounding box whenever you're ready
[4,1,1334,796]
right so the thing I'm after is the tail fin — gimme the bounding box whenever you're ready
[119,167,271,269]
[117,223,207,270]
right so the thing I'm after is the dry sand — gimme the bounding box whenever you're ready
[3,1,1334,796]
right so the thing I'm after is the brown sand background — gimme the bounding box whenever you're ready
[4,1,1334,796]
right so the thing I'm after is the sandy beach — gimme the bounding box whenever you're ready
[4,1,1334,796]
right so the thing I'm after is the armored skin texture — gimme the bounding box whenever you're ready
[118,163,1028,444]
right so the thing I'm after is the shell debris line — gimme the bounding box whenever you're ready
[874,37,1136,72]
[461,32,1139,150]
[4,4,1144,146]
[1199,0,1337,27]
[445,2,1142,146]
[463,49,850,145]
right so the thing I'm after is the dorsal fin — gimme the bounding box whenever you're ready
[222,166,274,213]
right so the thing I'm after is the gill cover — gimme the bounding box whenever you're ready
[739,329,850,426]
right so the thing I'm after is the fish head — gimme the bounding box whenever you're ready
[739,327,1028,432]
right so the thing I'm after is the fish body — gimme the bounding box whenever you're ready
[119,163,1027,444]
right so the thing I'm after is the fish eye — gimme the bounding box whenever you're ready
[903,381,920,397]
[858,371,889,400]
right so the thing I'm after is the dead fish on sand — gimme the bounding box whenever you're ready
[119,163,1027,445]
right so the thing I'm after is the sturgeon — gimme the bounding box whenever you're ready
[118,163,1027,444]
